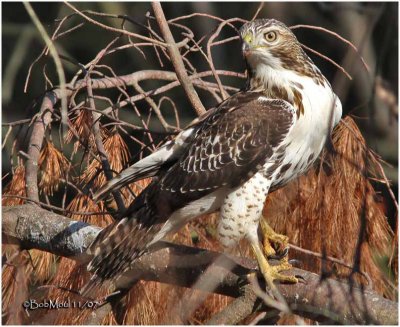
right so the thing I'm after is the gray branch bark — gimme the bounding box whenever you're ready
[2,204,398,325]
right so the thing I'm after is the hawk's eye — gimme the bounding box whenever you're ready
[264,31,277,42]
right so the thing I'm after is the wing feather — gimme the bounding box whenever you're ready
[92,127,195,201]
[84,91,296,292]
[160,93,296,193]
[93,107,223,202]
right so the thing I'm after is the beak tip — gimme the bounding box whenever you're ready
[242,42,251,56]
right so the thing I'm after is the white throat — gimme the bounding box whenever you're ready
[249,61,342,129]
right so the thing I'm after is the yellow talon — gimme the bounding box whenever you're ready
[260,217,289,258]
[247,218,298,290]
[251,242,298,290]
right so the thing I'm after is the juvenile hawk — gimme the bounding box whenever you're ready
[82,19,342,295]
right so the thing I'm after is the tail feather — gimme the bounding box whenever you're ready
[84,132,196,295]
[81,214,162,297]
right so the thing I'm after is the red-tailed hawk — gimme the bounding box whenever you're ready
[82,19,342,296]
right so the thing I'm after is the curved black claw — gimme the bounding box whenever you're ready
[268,246,289,260]
[288,258,302,267]
[295,274,307,284]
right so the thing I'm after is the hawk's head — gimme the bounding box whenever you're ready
[240,19,304,72]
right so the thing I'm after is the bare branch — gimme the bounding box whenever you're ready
[152,2,206,116]
[206,284,259,325]
[86,73,126,214]
[290,24,370,73]
[2,194,109,216]
[206,18,246,100]
[3,204,101,258]
[2,126,13,149]
[289,243,373,287]
[63,2,167,47]
[25,91,59,201]
[251,2,265,21]
[300,43,353,80]
[24,3,68,135]
[2,204,398,325]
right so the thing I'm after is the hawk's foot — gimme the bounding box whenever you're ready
[251,242,298,291]
[266,258,298,284]
[260,218,289,259]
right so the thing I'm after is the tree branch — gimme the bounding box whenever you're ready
[86,72,126,214]
[2,204,398,324]
[25,91,59,201]
[20,68,242,202]
[26,70,242,118]
[206,283,260,325]
[152,2,206,116]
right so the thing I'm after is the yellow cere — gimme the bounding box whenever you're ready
[243,33,253,44]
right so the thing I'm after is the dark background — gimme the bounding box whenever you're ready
[2,2,398,219]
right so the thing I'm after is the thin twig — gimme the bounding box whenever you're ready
[206,18,244,100]
[86,67,126,213]
[211,35,240,47]
[251,2,264,21]
[247,274,288,312]
[168,12,246,26]
[2,119,32,126]
[63,2,168,47]
[2,126,13,149]
[301,43,353,80]
[24,12,71,93]
[289,243,373,287]
[24,3,68,135]
[290,24,370,73]
[100,70,244,115]
[2,195,110,216]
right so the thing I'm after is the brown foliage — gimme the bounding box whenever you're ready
[38,140,70,196]
[2,162,26,206]
[2,249,33,324]
[265,116,395,299]
[79,129,130,190]
[65,108,102,155]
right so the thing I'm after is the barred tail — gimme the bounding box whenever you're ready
[81,210,161,298]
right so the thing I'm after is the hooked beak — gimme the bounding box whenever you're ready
[242,33,253,56]
[242,41,251,54]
